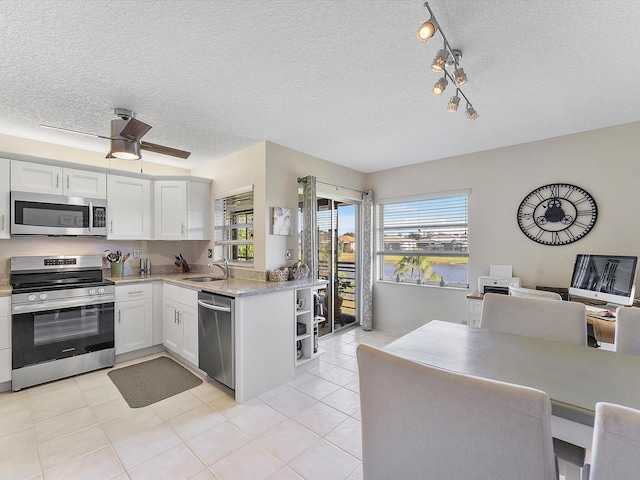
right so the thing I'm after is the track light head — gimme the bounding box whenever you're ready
[417,17,438,42]
[466,105,479,120]
[453,67,468,88]
[430,49,448,73]
[432,77,448,96]
[447,93,461,112]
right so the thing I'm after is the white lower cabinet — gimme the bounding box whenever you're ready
[0,296,10,383]
[467,298,483,327]
[163,284,198,366]
[115,284,153,355]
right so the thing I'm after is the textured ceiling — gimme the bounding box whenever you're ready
[2,0,640,173]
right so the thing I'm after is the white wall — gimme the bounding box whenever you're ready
[264,142,367,271]
[367,121,640,334]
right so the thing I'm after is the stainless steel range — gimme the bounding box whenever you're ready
[10,255,115,391]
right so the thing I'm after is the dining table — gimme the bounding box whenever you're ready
[383,320,640,450]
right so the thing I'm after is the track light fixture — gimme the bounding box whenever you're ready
[417,2,477,120]
[432,77,448,96]
[466,104,479,121]
[430,49,448,73]
[447,91,461,112]
[416,17,438,42]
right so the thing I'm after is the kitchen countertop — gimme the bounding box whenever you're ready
[108,273,328,297]
[0,273,327,298]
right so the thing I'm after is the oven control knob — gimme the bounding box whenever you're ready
[28,294,36,302]
[98,288,105,294]
[39,293,47,300]
[88,289,96,295]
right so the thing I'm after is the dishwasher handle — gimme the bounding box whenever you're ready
[197,299,231,312]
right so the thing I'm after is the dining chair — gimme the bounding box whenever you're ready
[480,293,587,346]
[583,402,640,480]
[480,292,588,479]
[509,285,563,301]
[356,343,558,480]
[614,306,640,355]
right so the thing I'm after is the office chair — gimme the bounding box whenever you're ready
[357,344,557,480]
[614,306,640,355]
[583,402,640,480]
[509,285,563,301]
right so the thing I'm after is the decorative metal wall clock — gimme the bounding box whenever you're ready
[517,183,598,246]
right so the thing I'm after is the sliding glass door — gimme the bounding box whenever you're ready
[316,198,358,337]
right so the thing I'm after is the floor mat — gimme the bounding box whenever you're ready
[108,356,203,408]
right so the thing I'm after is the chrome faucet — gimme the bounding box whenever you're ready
[208,258,229,279]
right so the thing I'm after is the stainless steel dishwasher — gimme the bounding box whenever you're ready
[197,292,235,390]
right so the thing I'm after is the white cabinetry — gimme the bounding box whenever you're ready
[163,284,198,366]
[0,159,9,239]
[11,160,106,198]
[115,284,153,355]
[153,180,210,240]
[107,175,152,240]
[467,297,483,327]
[0,296,10,383]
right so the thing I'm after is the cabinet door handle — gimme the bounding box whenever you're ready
[118,310,121,323]
[1,214,4,232]
[66,174,70,190]
[110,220,113,233]
[56,173,59,188]
[127,291,144,296]
[181,223,185,234]
[177,311,181,325]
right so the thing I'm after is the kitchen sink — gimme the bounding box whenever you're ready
[184,276,226,283]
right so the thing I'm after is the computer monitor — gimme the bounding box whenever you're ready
[569,254,638,306]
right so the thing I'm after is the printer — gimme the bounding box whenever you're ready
[478,276,521,295]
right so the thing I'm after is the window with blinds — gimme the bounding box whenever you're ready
[214,187,254,264]
[377,190,469,287]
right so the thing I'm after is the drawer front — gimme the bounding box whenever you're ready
[470,302,483,316]
[0,296,9,316]
[164,283,197,305]
[115,283,153,302]
[0,316,8,350]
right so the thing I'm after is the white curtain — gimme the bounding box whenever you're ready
[301,176,318,280]
[361,191,374,330]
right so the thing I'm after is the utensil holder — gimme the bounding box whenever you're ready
[110,262,124,277]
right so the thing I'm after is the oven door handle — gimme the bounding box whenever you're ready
[12,295,115,314]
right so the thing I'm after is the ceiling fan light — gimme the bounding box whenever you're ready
[416,17,438,42]
[110,138,141,160]
[453,67,468,87]
[432,76,448,96]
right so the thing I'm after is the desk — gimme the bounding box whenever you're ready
[384,320,640,449]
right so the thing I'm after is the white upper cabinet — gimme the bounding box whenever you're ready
[63,167,107,198]
[11,160,106,198]
[107,175,152,240]
[0,159,9,239]
[153,180,210,240]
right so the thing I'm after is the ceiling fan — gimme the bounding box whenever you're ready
[40,108,191,160]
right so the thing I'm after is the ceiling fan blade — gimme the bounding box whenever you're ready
[40,124,111,140]
[118,118,152,142]
[140,141,191,159]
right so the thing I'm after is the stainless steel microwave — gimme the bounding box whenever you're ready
[11,191,107,236]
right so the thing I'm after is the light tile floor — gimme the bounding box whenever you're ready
[0,327,401,480]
